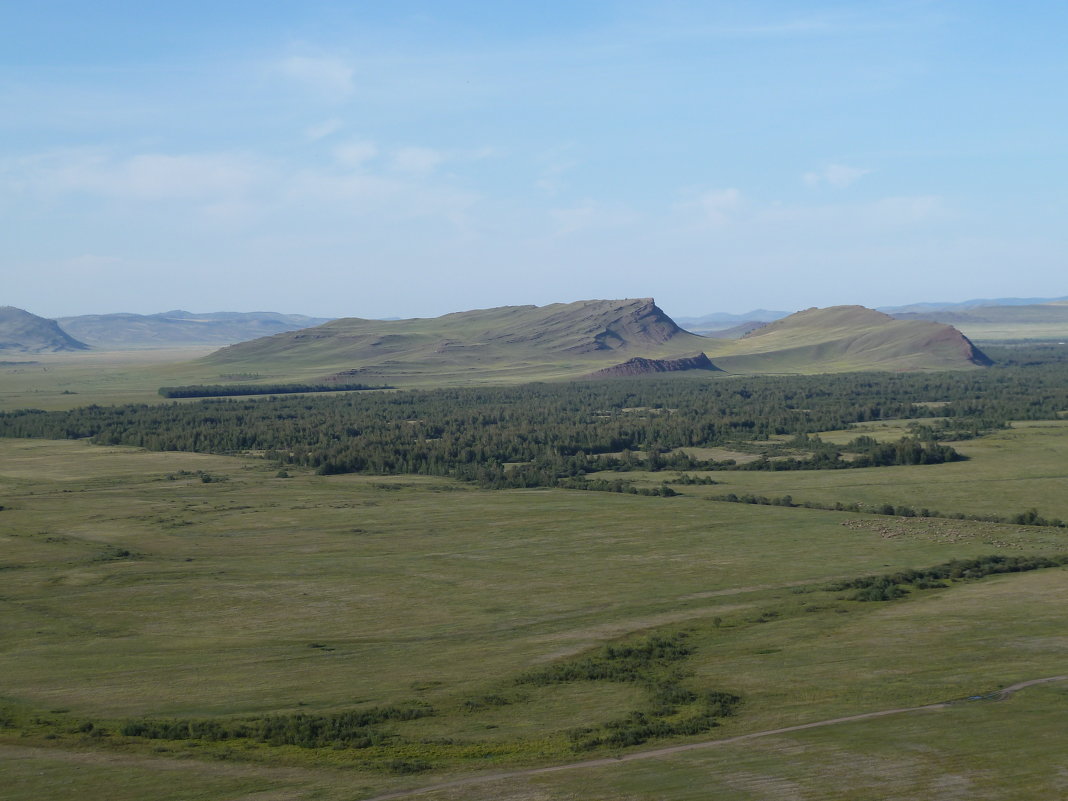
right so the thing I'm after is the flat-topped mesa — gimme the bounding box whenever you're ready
[205,298,705,367]
[585,353,720,378]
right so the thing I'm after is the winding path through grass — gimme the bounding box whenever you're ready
[363,675,1068,801]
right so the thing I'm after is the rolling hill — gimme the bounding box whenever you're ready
[203,298,709,383]
[56,310,334,349]
[201,300,989,384]
[0,306,90,353]
[706,305,991,373]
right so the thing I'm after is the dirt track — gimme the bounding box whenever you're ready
[362,675,1068,801]
[4,677,1064,801]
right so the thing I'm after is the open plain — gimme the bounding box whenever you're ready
[3,368,1068,799]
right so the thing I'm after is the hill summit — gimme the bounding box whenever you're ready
[710,305,991,372]
[201,300,990,384]
[0,307,89,353]
[204,298,707,382]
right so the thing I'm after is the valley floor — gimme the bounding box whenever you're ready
[2,426,1068,800]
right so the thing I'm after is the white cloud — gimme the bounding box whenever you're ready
[695,188,742,226]
[868,195,946,225]
[549,200,636,235]
[1,145,481,234]
[11,151,265,201]
[759,193,948,230]
[333,140,379,169]
[391,146,444,174]
[535,145,578,196]
[305,119,343,140]
[803,163,871,189]
[277,55,355,100]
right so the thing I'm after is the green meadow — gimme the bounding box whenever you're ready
[2,419,1067,799]
[647,420,1068,523]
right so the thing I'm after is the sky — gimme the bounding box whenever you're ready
[2,1,1066,319]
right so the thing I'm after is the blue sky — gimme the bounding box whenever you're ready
[2,1,1066,318]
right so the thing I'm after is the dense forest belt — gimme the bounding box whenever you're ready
[158,382,390,398]
[2,363,1067,488]
[362,676,1068,801]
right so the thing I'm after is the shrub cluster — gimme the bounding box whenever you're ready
[830,553,1068,601]
[119,704,433,749]
[517,633,740,751]
[518,634,693,686]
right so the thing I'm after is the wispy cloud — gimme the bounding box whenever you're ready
[276,55,355,100]
[759,193,948,230]
[693,188,742,227]
[392,146,444,174]
[333,140,379,169]
[305,119,344,141]
[535,146,578,196]
[10,150,265,201]
[803,163,871,189]
[1,144,480,233]
[549,200,637,235]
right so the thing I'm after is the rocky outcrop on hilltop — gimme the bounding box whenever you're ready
[585,352,720,378]
[588,298,684,351]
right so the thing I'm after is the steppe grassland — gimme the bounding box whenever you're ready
[2,429,1068,800]
[653,420,1068,522]
[0,346,619,411]
[952,321,1068,341]
[7,437,1048,718]
[0,348,218,411]
[414,681,1068,801]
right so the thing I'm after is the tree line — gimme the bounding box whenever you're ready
[158,382,388,398]
[2,358,1066,489]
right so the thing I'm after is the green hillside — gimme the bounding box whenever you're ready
[0,302,994,411]
[202,301,989,386]
[203,298,710,384]
[704,305,991,373]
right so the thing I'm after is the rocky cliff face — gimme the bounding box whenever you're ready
[585,352,719,378]
[591,298,684,351]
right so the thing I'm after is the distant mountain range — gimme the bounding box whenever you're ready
[55,310,334,349]
[877,295,1068,314]
[1,295,1045,379]
[675,309,791,326]
[674,309,790,337]
[1,299,992,376]
[887,303,1068,324]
